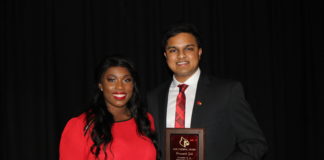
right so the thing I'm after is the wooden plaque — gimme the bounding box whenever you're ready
[165,128,205,160]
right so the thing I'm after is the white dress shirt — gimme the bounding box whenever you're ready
[166,68,201,128]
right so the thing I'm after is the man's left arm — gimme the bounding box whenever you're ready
[227,82,268,160]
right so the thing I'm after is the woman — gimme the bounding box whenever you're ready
[59,56,158,160]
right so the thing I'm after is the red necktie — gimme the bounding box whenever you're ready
[175,84,188,128]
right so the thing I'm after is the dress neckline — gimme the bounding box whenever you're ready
[115,117,133,123]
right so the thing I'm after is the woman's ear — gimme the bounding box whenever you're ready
[98,83,103,91]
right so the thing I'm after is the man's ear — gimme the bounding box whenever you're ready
[164,52,167,58]
[199,48,202,58]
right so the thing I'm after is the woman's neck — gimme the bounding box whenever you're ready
[107,106,131,121]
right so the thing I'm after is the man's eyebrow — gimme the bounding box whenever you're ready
[166,44,196,50]
[185,44,196,47]
[166,46,177,50]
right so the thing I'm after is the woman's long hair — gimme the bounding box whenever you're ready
[84,56,158,159]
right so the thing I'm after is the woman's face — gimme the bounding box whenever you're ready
[98,66,134,109]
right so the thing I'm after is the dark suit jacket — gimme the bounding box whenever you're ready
[147,74,268,160]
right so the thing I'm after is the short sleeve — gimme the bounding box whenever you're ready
[59,116,89,160]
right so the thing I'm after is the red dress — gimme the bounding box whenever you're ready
[59,113,156,160]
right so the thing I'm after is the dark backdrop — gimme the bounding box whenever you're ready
[1,0,323,159]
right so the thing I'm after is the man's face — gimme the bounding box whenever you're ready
[164,32,202,82]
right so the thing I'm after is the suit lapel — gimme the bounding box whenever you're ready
[191,74,210,128]
[158,84,169,130]
[157,80,171,151]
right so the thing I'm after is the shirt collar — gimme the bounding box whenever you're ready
[171,68,201,88]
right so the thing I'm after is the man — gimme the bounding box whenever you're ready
[147,24,268,160]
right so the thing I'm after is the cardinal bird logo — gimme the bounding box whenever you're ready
[179,136,190,148]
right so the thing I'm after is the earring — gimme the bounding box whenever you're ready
[100,88,103,91]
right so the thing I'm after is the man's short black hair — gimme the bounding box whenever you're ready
[162,23,202,51]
